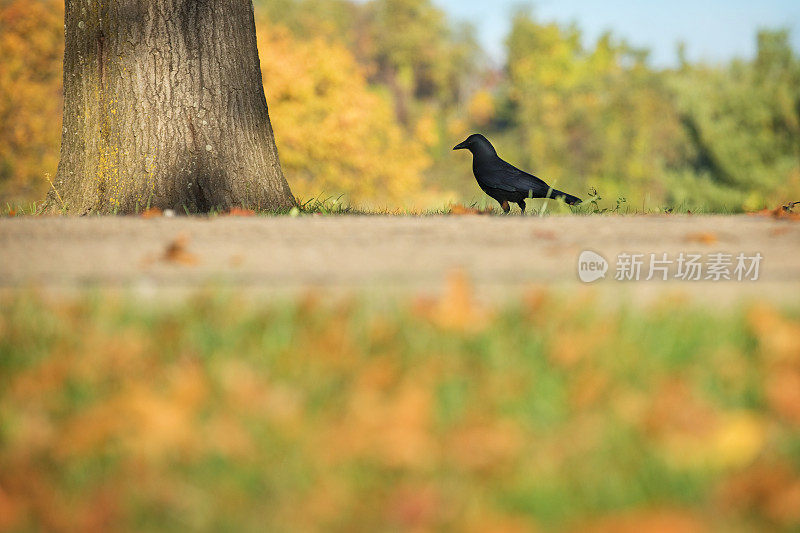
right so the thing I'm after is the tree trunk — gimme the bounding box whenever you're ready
[48,0,294,214]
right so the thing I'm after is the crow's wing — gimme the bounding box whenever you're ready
[478,159,553,197]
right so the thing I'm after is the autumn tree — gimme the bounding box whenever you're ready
[257,25,428,206]
[47,0,294,214]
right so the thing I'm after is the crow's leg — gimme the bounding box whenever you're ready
[500,200,510,214]
[517,200,526,214]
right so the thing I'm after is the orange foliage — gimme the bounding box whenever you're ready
[0,0,63,203]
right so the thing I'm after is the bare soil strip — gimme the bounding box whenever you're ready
[1,216,798,304]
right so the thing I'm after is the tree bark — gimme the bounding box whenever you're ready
[48,0,294,214]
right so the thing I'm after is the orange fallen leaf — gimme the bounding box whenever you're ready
[576,509,705,533]
[750,202,800,221]
[162,234,198,266]
[225,207,256,217]
[722,462,800,526]
[385,484,441,530]
[449,204,493,216]
[141,207,162,219]
[767,370,800,426]
[770,227,791,237]
[748,303,800,362]
[413,269,490,332]
[533,230,557,240]
[686,232,718,245]
[0,486,24,531]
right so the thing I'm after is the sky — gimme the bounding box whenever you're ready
[432,0,800,66]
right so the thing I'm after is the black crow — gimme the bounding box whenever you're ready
[454,134,581,213]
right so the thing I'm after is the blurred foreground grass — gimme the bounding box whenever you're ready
[2,282,800,532]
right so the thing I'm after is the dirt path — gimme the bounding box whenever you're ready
[1,215,798,304]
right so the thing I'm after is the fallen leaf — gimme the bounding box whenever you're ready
[767,481,800,526]
[750,203,800,221]
[449,204,493,215]
[770,227,791,237]
[722,462,800,526]
[466,514,538,533]
[0,486,24,531]
[225,207,256,217]
[748,304,800,362]
[710,412,767,469]
[576,509,705,533]
[449,420,524,471]
[162,234,198,266]
[141,207,162,219]
[765,364,800,426]
[686,232,718,245]
[533,230,557,240]
[414,270,490,332]
[644,379,717,441]
[385,484,441,530]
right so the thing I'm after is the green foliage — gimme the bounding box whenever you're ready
[502,12,678,205]
[669,30,800,210]
[497,13,800,211]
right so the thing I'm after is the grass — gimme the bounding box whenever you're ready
[1,195,708,218]
[2,285,800,531]
[3,201,42,217]
[0,186,737,217]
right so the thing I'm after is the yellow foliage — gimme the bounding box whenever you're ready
[413,113,438,149]
[0,0,63,203]
[467,89,495,126]
[257,24,430,206]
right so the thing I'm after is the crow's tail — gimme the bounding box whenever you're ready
[549,189,582,205]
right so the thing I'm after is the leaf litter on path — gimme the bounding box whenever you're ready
[162,234,198,266]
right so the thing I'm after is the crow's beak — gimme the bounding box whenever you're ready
[453,140,469,151]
